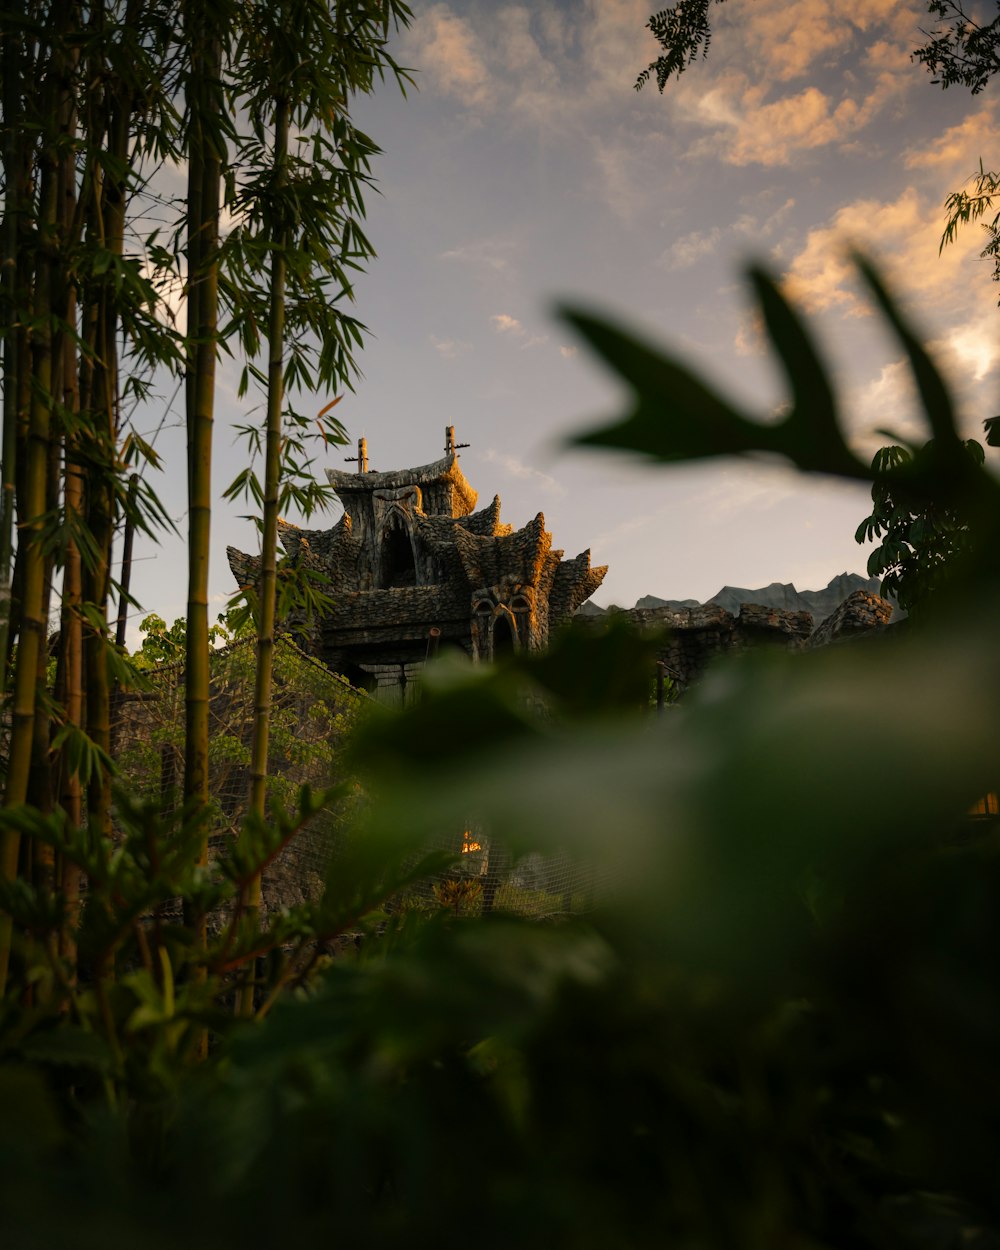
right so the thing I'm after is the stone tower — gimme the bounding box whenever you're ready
[227,428,607,702]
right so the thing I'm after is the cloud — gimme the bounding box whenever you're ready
[782,184,987,317]
[401,3,671,226]
[490,313,548,348]
[839,323,999,459]
[938,317,1000,384]
[659,198,795,271]
[592,505,676,552]
[440,238,516,272]
[494,5,563,124]
[698,463,816,520]
[403,1,572,125]
[735,196,798,239]
[406,3,492,108]
[666,0,918,167]
[430,335,471,360]
[734,308,765,357]
[779,96,1000,343]
[727,0,916,84]
[846,359,923,452]
[403,1,666,155]
[904,106,997,178]
[685,73,908,167]
[592,137,653,223]
[491,313,524,336]
[663,227,723,271]
[482,447,566,496]
[580,0,663,97]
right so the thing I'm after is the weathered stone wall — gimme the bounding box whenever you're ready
[578,589,895,695]
[805,590,894,650]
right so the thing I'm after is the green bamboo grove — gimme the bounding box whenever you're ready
[0,0,413,994]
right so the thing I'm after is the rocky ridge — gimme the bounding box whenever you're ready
[579,572,893,622]
[576,574,897,696]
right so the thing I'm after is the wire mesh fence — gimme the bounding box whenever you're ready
[113,636,366,917]
[113,639,603,922]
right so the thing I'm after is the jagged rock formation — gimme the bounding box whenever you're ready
[806,589,894,649]
[582,589,895,695]
[622,572,891,621]
[228,428,607,702]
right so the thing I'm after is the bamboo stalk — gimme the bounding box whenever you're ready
[0,2,25,699]
[114,473,138,651]
[83,180,121,844]
[238,92,289,1017]
[85,0,138,842]
[54,53,83,966]
[1,55,61,990]
[58,314,84,968]
[183,12,221,822]
[182,7,224,1046]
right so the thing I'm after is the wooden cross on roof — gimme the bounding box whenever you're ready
[445,425,470,456]
[345,437,369,473]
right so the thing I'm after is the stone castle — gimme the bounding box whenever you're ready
[228,427,895,701]
[227,428,607,701]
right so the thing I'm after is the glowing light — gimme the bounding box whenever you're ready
[969,793,999,818]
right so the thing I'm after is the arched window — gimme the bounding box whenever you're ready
[379,512,416,588]
[472,599,494,663]
[492,611,517,659]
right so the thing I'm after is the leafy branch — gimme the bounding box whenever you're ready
[635,0,726,92]
[915,0,1000,93]
[941,160,1000,297]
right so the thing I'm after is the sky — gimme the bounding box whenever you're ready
[124,0,1000,636]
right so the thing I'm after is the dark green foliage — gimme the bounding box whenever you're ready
[5,259,1000,1248]
[915,0,1000,93]
[117,623,363,833]
[635,0,727,92]
[856,437,986,611]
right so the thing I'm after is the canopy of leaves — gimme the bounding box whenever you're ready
[635,0,725,91]
[916,0,1000,93]
[856,437,987,611]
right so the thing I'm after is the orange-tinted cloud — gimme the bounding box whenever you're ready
[782,176,1000,439]
[670,0,919,166]
[904,106,997,176]
[407,3,492,108]
[729,0,917,83]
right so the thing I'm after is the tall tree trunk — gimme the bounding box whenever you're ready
[0,2,25,694]
[57,314,84,966]
[1,32,61,988]
[183,3,224,992]
[55,74,83,962]
[29,7,78,826]
[83,0,133,841]
[239,93,289,1016]
[114,473,138,651]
